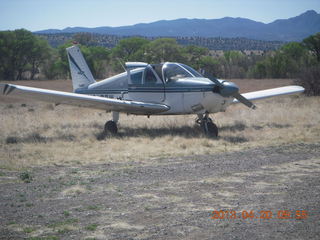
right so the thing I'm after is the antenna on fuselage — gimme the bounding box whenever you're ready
[117,58,126,72]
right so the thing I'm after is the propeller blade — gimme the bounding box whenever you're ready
[204,73,224,88]
[211,78,224,88]
[204,72,256,109]
[233,93,256,109]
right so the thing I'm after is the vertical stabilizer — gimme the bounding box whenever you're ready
[66,45,95,91]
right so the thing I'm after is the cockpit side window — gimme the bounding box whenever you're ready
[144,67,157,83]
[163,63,193,82]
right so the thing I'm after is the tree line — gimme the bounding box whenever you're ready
[0,29,319,95]
[37,33,284,51]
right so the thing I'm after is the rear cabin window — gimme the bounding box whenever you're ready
[131,71,143,84]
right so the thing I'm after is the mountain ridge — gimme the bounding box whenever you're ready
[35,10,320,41]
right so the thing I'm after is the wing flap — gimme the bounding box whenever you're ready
[233,86,304,103]
[0,83,169,114]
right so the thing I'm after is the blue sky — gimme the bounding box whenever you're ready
[0,0,319,31]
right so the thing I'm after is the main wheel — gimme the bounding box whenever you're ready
[104,121,118,134]
[201,121,218,138]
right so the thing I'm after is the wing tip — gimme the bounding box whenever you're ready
[2,84,16,95]
[293,85,305,93]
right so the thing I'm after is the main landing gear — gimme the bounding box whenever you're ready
[196,113,218,138]
[104,112,119,135]
[104,112,218,138]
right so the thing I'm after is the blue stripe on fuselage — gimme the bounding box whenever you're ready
[129,87,212,92]
[77,88,212,94]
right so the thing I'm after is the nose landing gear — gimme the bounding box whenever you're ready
[196,113,218,138]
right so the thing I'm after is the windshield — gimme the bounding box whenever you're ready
[180,64,203,77]
[163,63,193,81]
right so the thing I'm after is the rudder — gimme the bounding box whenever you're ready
[66,45,95,92]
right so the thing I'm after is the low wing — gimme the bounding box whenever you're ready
[0,83,170,115]
[233,86,304,104]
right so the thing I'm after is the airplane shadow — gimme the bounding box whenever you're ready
[95,123,250,143]
[97,125,203,139]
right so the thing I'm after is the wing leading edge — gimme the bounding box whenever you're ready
[0,84,170,115]
[233,86,304,104]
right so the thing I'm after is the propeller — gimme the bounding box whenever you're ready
[205,74,256,109]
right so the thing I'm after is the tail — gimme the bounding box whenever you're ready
[66,45,95,92]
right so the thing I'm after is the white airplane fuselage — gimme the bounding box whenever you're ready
[75,68,233,116]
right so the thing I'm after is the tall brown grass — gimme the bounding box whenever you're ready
[0,95,319,169]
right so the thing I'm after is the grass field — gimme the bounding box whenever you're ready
[1,79,320,239]
[0,79,319,169]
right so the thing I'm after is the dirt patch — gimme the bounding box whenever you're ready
[0,142,319,239]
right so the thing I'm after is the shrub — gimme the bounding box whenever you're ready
[85,223,98,231]
[19,171,33,183]
[296,64,320,96]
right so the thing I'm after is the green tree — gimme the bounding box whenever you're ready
[220,51,247,78]
[249,41,311,79]
[302,32,320,62]
[296,64,320,96]
[143,38,187,63]
[13,29,34,80]
[198,56,221,77]
[268,42,310,78]
[184,45,209,70]
[112,37,149,62]
[249,61,267,78]
[81,46,111,79]
[111,37,149,72]
[55,42,74,79]
[41,47,64,80]
[0,29,52,80]
[29,37,52,79]
[0,31,16,79]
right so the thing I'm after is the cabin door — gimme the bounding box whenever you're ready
[128,66,165,103]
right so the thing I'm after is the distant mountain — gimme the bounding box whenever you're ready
[35,10,320,41]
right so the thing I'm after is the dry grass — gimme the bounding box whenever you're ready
[0,91,319,169]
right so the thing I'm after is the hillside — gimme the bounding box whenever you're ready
[35,10,320,41]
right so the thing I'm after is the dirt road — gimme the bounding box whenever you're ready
[0,142,319,239]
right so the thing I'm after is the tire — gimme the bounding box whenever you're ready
[104,121,118,134]
[201,121,218,138]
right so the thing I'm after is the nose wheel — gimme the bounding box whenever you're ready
[196,113,218,138]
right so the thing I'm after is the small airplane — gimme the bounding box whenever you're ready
[0,45,304,137]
